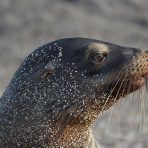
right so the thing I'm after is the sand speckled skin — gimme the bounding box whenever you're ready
[0,38,148,147]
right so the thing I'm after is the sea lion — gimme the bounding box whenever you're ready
[0,38,148,147]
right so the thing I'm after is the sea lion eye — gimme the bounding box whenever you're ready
[93,53,106,63]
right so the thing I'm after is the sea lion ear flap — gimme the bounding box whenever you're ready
[31,62,55,80]
[42,62,55,79]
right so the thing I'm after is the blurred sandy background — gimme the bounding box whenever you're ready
[0,0,148,147]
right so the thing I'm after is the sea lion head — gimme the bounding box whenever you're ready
[6,38,147,121]
[1,38,148,147]
[49,39,148,118]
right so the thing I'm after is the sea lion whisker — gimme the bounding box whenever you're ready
[137,86,146,129]
[102,74,127,143]
[117,101,122,139]
[101,106,114,144]
[99,75,123,115]
[103,76,126,142]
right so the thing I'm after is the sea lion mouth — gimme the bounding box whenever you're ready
[130,77,146,90]
[106,75,147,99]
